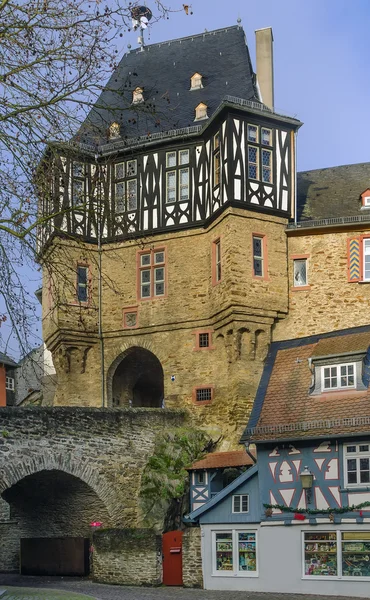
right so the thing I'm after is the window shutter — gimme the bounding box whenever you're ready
[347,237,361,282]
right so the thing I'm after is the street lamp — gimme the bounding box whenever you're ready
[300,466,314,504]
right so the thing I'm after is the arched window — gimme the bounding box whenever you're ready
[194,102,208,121]
[132,86,144,104]
[190,72,203,90]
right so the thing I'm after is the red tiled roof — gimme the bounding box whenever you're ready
[247,329,370,441]
[188,450,255,470]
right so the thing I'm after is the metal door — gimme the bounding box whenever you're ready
[20,537,89,576]
[162,530,183,586]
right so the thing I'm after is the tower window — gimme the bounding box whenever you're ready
[138,248,166,300]
[77,265,89,302]
[213,133,220,187]
[252,235,267,279]
[194,103,208,121]
[165,150,190,203]
[114,159,138,213]
[293,259,308,287]
[190,72,203,90]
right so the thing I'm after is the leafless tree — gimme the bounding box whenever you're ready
[0,0,177,357]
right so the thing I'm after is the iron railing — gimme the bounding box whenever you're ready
[288,214,370,230]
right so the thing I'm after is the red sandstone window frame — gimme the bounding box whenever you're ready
[123,306,139,329]
[193,329,215,351]
[212,238,222,286]
[252,233,268,280]
[192,385,214,405]
[137,247,167,301]
[290,254,311,291]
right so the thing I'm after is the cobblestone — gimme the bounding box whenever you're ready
[0,576,366,600]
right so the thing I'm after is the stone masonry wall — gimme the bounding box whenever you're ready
[43,207,289,446]
[274,228,370,340]
[182,526,203,588]
[92,528,161,586]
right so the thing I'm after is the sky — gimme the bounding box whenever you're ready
[2,0,370,359]
[134,0,370,171]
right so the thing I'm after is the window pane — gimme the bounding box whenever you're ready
[347,446,356,453]
[155,252,164,264]
[214,151,220,186]
[155,267,164,281]
[199,333,209,348]
[127,180,137,210]
[304,532,337,576]
[294,259,307,286]
[180,168,189,200]
[166,171,176,202]
[141,270,150,283]
[215,533,233,571]
[360,445,369,452]
[166,152,176,168]
[115,162,125,179]
[115,182,125,213]
[241,496,249,512]
[126,160,137,176]
[342,533,370,576]
[247,125,258,143]
[141,284,150,298]
[262,150,272,183]
[248,146,258,179]
[253,237,262,257]
[179,149,189,165]
[77,285,87,302]
[77,267,87,284]
[155,282,165,296]
[261,128,272,146]
[72,180,84,205]
[238,532,256,572]
[254,258,262,277]
[73,163,84,177]
[214,133,220,149]
[141,254,151,266]
[233,496,241,512]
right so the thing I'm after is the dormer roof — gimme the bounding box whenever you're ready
[78,25,259,145]
[240,325,370,443]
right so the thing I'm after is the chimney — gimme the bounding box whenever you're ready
[255,27,274,111]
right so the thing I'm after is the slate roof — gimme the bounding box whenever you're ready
[240,325,370,443]
[187,450,255,470]
[78,25,259,145]
[0,352,18,368]
[184,464,258,523]
[297,162,370,222]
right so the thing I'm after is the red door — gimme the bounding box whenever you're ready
[162,530,183,586]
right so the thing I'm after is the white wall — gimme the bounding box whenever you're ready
[202,522,370,597]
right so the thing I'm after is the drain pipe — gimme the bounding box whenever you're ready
[96,155,105,408]
[245,442,257,464]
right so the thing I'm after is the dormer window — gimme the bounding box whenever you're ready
[194,103,208,121]
[109,122,120,139]
[132,87,144,104]
[322,363,356,391]
[190,72,203,90]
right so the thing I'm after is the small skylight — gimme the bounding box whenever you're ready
[132,86,144,104]
[190,72,203,91]
[194,102,208,121]
[109,122,120,139]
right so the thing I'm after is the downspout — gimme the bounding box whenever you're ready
[244,442,257,464]
[96,155,105,408]
[294,130,298,226]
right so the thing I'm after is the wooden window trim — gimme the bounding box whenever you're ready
[212,237,222,286]
[137,248,167,301]
[252,233,269,281]
[192,385,214,405]
[192,329,215,351]
[123,306,139,329]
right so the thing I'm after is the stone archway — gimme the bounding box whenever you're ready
[107,346,164,408]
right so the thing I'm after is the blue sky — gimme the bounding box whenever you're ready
[141,0,370,171]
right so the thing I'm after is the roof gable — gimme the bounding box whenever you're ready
[79,25,258,145]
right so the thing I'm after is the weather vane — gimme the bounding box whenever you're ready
[131,5,153,51]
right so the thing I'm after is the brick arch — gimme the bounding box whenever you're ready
[0,451,122,524]
[106,343,165,408]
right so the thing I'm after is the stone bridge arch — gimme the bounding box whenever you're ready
[0,450,122,525]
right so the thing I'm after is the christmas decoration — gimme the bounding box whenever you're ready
[263,501,370,516]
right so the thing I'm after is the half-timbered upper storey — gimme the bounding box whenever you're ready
[39,25,302,247]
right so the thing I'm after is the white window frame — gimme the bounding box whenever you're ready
[344,443,370,487]
[363,238,370,281]
[302,530,370,580]
[232,494,249,514]
[5,376,14,391]
[293,258,308,287]
[321,362,356,391]
[212,529,258,578]
[364,196,370,207]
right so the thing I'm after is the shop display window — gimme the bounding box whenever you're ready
[342,532,370,577]
[304,532,337,577]
[213,530,258,577]
[238,532,256,572]
[215,532,233,571]
[303,531,370,579]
